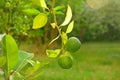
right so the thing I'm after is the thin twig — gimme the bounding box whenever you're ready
[51,0,64,54]
[51,0,62,36]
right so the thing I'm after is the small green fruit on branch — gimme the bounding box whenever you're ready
[65,37,81,53]
[58,55,73,69]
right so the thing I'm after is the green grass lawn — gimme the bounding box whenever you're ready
[36,42,120,80]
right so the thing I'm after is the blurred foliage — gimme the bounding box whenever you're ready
[0,0,46,41]
[71,0,120,41]
[0,0,120,42]
[0,0,31,34]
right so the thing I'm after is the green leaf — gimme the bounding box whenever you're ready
[20,61,48,79]
[40,0,49,9]
[1,34,19,77]
[27,71,44,80]
[10,72,24,80]
[27,59,35,66]
[0,56,6,67]
[60,5,72,26]
[66,21,74,33]
[22,8,40,15]
[54,6,65,11]
[15,50,34,72]
[32,13,48,29]
[19,60,36,76]
[54,11,64,15]
[46,49,61,58]
[54,6,65,15]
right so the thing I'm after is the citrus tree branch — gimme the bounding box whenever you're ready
[51,0,62,36]
[51,0,64,55]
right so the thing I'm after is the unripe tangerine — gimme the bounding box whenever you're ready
[58,55,73,69]
[65,37,81,52]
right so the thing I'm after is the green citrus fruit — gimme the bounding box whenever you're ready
[65,37,81,52]
[58,55,73,69]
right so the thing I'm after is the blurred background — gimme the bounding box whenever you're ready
[0,0,120,80]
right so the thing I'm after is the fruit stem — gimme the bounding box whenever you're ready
[51,0,61,36]
[51,0,64,53]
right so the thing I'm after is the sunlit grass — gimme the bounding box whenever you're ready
[19,42,120,80]
[38,42,120,80]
